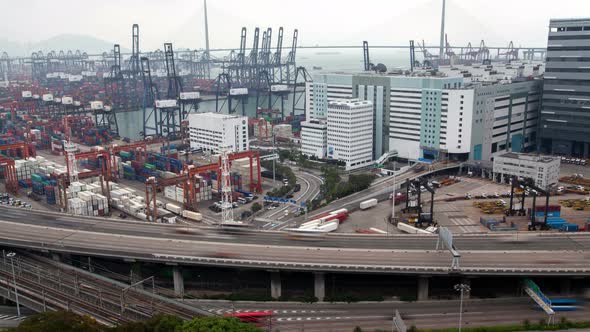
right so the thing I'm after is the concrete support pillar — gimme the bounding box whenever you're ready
[560,279,571,296]
[314,272,325,302]
[462,278,472,299]
[51,253,71,263]
[172,266,184,297]
[500,174,504,184]
[270,271,282,299]
[481,170,485,179]
[417,276,429,301]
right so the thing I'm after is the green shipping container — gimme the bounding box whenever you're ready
[31,174,43,182]
[144,163,156,170]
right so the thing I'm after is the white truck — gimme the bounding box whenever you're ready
[182,210,203,222]
[165,203,183,215]
[359,198,378,210]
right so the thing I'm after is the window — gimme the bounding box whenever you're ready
[460,101,464,105]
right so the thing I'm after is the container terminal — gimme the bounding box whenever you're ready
[0,0,589,331]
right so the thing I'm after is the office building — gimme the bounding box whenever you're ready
[306,62,543,162]
[301,120,327,159]
[540,18,590,157]
[493,152,560,189]
[188,112,248,153]
[327,99,374,171]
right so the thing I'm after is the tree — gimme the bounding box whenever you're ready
[179,316,262,332]
[14,311,102,332]
[251,202,262,213]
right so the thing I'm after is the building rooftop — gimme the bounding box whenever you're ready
[328,98,372,107]
[497,152,559,164]
[190,112,243,119]
[550,18,590,24]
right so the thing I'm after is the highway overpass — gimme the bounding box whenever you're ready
[0,205,589,301]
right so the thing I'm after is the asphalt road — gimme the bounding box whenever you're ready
[285,163,460,229]
[0,206,589,275]
[260,169,324,230]
[188,298,590,332]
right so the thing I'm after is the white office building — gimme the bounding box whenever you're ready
[301,120,327,159]
[327,99,374,171]
[307,62,544,162]
[492,152,560,189]
[188,112,249,153]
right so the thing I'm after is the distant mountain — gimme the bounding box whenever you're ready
[0,34,125,56]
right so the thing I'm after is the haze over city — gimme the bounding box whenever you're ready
[2,0,590,53]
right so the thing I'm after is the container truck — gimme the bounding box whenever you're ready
[165,203,183,215]
[182,210,203,222]
[316,221,339,232]
[397,222,432,234]
[360,198,378,210]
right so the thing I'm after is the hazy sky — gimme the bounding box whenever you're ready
[2,0,590,50]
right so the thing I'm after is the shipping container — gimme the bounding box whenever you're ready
[360,199,378,210]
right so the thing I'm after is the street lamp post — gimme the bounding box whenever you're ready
[6,252,20,318]
[454,283,471,332]
[391,161,397,226]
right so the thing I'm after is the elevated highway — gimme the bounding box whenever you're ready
[0,206,588,276]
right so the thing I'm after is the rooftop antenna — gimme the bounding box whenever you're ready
[439,0,446,59]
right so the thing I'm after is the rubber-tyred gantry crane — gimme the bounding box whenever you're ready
[109,141,148,179]
[64,150,112,209]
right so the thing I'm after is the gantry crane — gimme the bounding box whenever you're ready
[109,142,148,179]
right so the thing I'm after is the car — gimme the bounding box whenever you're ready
[285,194,294,199]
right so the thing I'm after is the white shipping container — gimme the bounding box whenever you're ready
[359,198,378,210]
[165,203,183,215]
[316,221,339,232]
[21,91,32,98]
[182,210,202,221]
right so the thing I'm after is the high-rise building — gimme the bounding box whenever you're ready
[327,99,374,171]
[306,62,543,162]
[300,120,327,159]
[188,112,249,153]
[539,18,590,157]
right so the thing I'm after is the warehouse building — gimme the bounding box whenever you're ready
[492,152,561,189]
[305,62,543,162]
[188,112,248,153]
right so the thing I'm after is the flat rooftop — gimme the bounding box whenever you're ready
[497,152,559,164]
[190,112,242,119]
